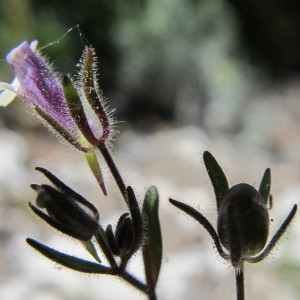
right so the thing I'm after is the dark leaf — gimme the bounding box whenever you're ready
[27,238,111,274]
[203,151,229,210]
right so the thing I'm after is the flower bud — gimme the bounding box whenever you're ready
[115,213,135,255]
[30,181,99,241]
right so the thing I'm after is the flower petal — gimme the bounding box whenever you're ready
[6,41,80,140]
[0,80,18,107]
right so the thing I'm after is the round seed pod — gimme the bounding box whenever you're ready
[217,183,269,260]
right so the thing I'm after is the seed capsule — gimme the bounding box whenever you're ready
[217,183,269,259]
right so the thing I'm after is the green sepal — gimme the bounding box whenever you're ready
[35,167,101,216]
[126,186,143,251]
[30,178,99,241]
[29,201,82,240]
[81,47,110,140]
[105,224,120,256]
[259,168,271,206]
[63,75,98,145]
[35,167,98,211]
[142,186,162,289]
[203,151,229,210]
[115,216,134,254]
[27,238,111,274]
[84,150,107,195]
[169,198,229,260]
[35,106,90,152]
[29,199,97,241]
[81,240,102,263]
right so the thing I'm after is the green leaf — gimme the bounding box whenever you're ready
[81,240,102,263]
[142,186,162,289]
[203,151,229,210]
[27,238,111,274]
[259,168,271,206]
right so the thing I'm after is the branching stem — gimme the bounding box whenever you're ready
[96,141,157,300]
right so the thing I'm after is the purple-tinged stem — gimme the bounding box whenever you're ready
[97,141,127,202]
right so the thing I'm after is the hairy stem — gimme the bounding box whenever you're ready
[97,141,127,202]
[235,263,245,300]
[96,142,157,298]
[121,270,157,300]
[120,270,149,294]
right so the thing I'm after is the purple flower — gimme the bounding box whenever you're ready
[0,41,88,148]
[1,41,115,148]
[0,40,115,194]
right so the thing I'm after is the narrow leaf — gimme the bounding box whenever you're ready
[203,151,229,210]
[246,204,298,263]
[259,168,271,206]
[169,198,229,260]
[27,238,111,274]
[142,186,162,289]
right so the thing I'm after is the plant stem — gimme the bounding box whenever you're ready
[96,142,157,299]
[97,141,128,202]
[147,289,158,300]
[120,270,148,293]
[235,263,245,300]
[121,271,157,300]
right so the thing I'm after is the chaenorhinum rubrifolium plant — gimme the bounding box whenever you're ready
[0,38,297,300]
[0,40,162,300]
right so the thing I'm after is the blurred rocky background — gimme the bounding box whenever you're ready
[1,0,300,299]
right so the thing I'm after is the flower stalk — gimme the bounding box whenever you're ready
[236,263,245,300]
